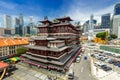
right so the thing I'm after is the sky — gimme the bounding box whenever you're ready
[0,0,120,27]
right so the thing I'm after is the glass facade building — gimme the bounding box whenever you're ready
[114,3,120,15]
[101,13,110,29]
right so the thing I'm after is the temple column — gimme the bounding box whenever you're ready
[51,43,53,47]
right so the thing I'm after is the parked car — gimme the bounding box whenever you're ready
[108,59,116,64]
[117,63,120,67]
[100,64,107,69]
[99,54,105,57]
[105,59,111,63]
[100,57,108,61]
[108,59,119,66]
[102,66,112,71]
[113,61,120,66]
[96,56,103,60]
[104,52,113,56]
[94,62,105,67]
[76,57,80,62]
[91,54,95,57]
[94,62,100,67]
[78,55,82,58]
[68,70,74,79]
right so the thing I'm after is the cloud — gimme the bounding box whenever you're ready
[0,1,17,10]
[94,5,114,22]
[0,0,42,27]
[65,2,115,24]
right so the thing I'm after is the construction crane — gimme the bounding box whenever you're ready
[105,30,108,44]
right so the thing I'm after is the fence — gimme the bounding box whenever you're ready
[100,46,120,54]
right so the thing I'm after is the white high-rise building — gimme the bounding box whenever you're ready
[4,14,12,28]
[88,14,94,40]
[112,15,120,38]
[89,14,94,30]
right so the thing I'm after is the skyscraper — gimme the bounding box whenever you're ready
[19,13,24,36]
[112,3,120,38]
[87,14,95,40]
[114,3,120,15]
[101,13,110,29]
[4,14,12,28]
[89,14,94,30]
[112,15,120,38]
[27,16,37,35]
[14,17,20,34]
[83,22,89,34]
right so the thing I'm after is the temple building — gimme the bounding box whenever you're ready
[20,17,81,72]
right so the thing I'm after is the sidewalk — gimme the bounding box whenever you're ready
[17,62,67,80]
[3,62,67,80]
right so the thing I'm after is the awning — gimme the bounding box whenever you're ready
[3,59,13,63]
[9,57,20,62]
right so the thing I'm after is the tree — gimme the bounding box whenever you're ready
[53,19,58,22]
[110,34,117,39]
[25,34,31,37]
[16,47,27,56]
[101,32,106,40]
[96,33,101,38]
[96,32,106,40]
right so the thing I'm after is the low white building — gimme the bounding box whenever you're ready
[88,28,110,40]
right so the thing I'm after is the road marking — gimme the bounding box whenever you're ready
[81,67,84,72]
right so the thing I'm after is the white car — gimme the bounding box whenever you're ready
[105,59,111,63]
[94,62,105,67]
[76,57,80,62]
[78,55,82,57]
[68,70,74,79]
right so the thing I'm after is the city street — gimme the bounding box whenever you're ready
[73,48,96,80]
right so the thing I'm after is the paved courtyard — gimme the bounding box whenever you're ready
[3,62,66,80]
[3,64,48,80]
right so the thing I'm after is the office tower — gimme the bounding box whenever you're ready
[14,17,20,34]
[86,19,97,29]
[114,3,120,15]
[89,14,94,30]
[4,14,12,28]
[112,15,120,38]
[19,13,24,36]
[112,3,120,38]
[26,26,30,34]
[28,16,37,35]
[101,13,110,29]
[83,22,89,36]
[88,14,94,40]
